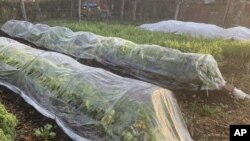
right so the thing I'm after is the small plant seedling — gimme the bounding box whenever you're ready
[201,104,222,116]
[33,124,56,141]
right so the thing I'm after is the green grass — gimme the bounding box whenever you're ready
[44,20,250,61]
[200,103,228,116]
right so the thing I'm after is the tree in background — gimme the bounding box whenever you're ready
[223,0,232,26]
[131,0,138,21]
[71,0,75,18]
[120,0,125,20]
[35,0,42,21]
[78,0,82,22]
[235,0,247,25]
[20,0,27,20]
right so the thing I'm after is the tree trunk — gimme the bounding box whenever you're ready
[236,0,246,25]
[120,0,125,20]
[8,0,12,19]
[111,0,114,11]
[152,5,157,18]
[132,0,138,21]
[20,0,27,21]
[78,0,81,22]
[138,1,143,20]
[223,0,231,27]
[35,0,42,21]
[143,0,149,19]
[174,0,182,20]
[71,0,75,18]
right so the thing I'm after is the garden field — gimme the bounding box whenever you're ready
[46,20,250,62]
[43,20,250,140]
[0,20,250,141]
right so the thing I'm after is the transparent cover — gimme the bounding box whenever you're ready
[140,20,250,40]
[0,37,192,141]
[1,20,226,90]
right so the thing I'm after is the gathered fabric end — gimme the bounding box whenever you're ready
[232,88,250,100]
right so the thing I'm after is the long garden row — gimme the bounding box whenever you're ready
[0,37,192,141]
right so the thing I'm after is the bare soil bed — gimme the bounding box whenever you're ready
[176,61,250,141]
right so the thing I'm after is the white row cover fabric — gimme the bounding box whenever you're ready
[1,20,226,90]
[0,37,192,141]
[139,20,250,40]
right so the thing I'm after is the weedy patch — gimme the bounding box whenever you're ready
[33,124,56,141]
[200,103,228,116]
[241,74,250,81]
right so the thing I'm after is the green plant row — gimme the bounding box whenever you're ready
[0,37,191,141]
[1,20,226,90]
[45,20,250,61]
[0,103,18,141]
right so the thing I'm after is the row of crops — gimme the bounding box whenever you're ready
[0,37,192,141]
[45,20,250,61]
[1,20,226,91]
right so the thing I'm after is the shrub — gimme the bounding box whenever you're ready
[0,103,18,141]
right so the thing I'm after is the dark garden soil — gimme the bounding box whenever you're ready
[0,87,72,141]
[176,60,250,141]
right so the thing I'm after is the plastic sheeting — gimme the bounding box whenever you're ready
[0,37,193,141]
[1,20,226,90]
[139,20,250,40]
